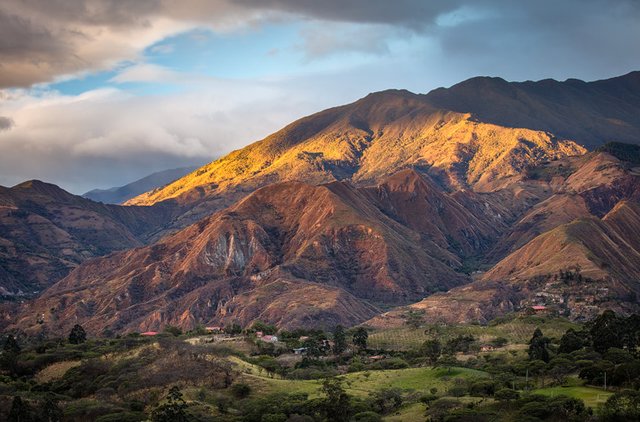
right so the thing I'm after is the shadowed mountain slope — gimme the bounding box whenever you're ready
[426,71,640,149]
[0,180,175,297]
[367,153,640,328]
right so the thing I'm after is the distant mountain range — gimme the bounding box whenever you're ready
[83,166,198,204]
[5,71,640,335]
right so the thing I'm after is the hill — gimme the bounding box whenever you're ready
[427,71,640,149]
[367,152,640,327]
[83,166,197,204]
[0,180,175,298]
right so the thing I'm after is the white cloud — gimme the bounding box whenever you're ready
[0,74,331,192]
[109,63,181,84]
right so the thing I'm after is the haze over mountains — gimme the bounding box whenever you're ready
[4,71,640,335]
[83,166,198,205]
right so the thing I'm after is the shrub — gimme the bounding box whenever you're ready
[495,388,520,401]
[231,382,252,399]
[352,411,383,422]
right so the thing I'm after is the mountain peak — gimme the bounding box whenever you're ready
[11,180,73,201]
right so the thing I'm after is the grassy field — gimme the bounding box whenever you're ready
[533,385,613,408]
[383,402,425,421]
[229,356,488,399]
[368,316,580,350]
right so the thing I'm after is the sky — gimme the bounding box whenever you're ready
[0,0,639,194]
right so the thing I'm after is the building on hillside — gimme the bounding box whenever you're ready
[293,347,308,355]
[260,335,278,343]
[531,305,547,312]
[141,331,158,336]
[206,326,223,333]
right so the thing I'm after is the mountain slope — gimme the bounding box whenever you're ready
[426,71,640,149]
[83,166,197,204]
[126,89,584,233]
[126,71,640,230]
[366,153,640,327]
[16,170,527,334]
[0,180,175,298]
[369,200,640,327]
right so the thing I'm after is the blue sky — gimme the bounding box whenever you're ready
[0,0,639,193]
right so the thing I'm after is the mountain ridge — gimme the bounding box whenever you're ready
[83,166,198,204]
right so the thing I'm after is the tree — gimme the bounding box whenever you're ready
[231,383,252,399]
[8,396,32,422]
[528,328,550,363]
[495,388,520,402]
[421,339,442,366]
[589,310,624,354]
[548,357,574,385]
[437,353,458,374]
[600,390,640,421]
[558,328,584,354]
[1,335,21,375]
[405,310,424,329]
[224,323,243,335]
[444,335,476,354]
[623,314,640,352]
[371,388,403,414]
[321,378,351,422]
[38,394,63,422]
[68,324,87,344]
[151,386,188,422]
[251,321,277,335]
[352,327,368,351]
[163,325,182,337]
[333,325,347,355]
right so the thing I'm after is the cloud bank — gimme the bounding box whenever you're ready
[0,0,639,193]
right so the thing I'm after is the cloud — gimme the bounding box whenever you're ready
[1,1,639,87]
[0,75,334,193]
[109,63,181,84]
[297,22,396,60]
[0,116,13,131]
[1,0,639,194]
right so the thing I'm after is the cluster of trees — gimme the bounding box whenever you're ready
[420,334,479,366]
[5,311,640,420]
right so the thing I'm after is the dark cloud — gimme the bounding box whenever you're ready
[235,0,459,28]
[0,116,13,131]
[0,0,639,87]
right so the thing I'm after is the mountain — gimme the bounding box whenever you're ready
[11,71,640,335]
[0,180,176,298]
[83,166,197,204]
[367,151,640,328]
[125,72,640,234]
[125,89,585,233]
[19,171,511,334]
[427,71,640,149]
